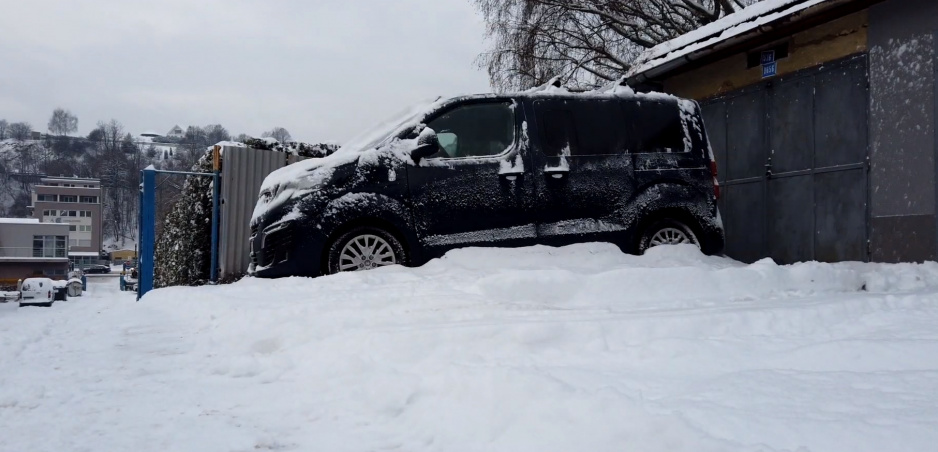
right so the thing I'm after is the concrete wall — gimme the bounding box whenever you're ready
[0,222,70,252]
[0,221,70,283]
[868,0,938,262]
[665,10,869,100]
[0,261,69,282]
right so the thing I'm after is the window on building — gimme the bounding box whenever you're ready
[80,196,98,203]
[33,235,67,258]
[37,194,57,202]
[69,225,77,231]
[79,225,92,232]
[60,195,77,203]
[79,211,92,217]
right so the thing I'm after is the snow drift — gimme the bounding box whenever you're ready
[1,244,937,452]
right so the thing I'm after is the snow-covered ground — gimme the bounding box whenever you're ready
[2,244,937,452]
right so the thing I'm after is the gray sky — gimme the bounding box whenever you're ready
[0,0,492,143]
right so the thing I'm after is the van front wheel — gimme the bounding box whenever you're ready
[638,219,700,254]
[326,226,408,275]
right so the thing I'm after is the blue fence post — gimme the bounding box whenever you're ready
[138,167,157,300]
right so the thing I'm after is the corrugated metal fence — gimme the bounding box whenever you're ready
[218,146,306,279]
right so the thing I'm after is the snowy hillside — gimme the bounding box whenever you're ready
[2,244,938,451]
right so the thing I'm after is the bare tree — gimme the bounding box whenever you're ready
[473,0,756,91]
[92,119,125,154]
[204,124,231,144]
[8,122,32,141]
[48,108,78,136]
[262,127,292,143]
[0,119,7,140]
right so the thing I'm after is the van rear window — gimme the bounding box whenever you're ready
[622,100,685,153]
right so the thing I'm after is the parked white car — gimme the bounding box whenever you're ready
[19,278,55,307]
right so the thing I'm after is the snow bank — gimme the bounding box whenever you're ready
[3,245,938,452]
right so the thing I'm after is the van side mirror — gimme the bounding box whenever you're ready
[411,127,440,163]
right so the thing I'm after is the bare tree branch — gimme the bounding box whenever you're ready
[473,0,762,91]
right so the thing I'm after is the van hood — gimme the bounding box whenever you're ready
[252,152,359,224]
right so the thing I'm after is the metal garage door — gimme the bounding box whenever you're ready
[701,54,869,264]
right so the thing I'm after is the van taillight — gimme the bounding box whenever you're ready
[709,160,720,200]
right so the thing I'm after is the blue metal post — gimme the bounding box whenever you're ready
[138,167,157,300]
[210,170,220,283]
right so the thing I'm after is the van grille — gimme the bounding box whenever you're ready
[262,227,292,265]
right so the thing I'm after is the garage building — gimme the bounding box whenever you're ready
[626,0,938,263]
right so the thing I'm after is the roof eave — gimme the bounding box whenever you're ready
[626,0,877,87]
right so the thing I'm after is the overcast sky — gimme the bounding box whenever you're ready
[0,0,492,143]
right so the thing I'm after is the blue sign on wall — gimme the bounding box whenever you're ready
[761,50,776,65]
[762,61,778,78]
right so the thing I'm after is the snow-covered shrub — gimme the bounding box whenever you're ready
[153,149,214,288]
[239,137,338,158]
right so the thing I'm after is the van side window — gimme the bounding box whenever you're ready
[425,102,514,158]
[538,108,577,157]
[570,101,626,155]
[623,100,685,153]
[536,100,627,156]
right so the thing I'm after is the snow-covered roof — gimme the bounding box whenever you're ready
[140,130,161,137]
[0,218,39,224]
[627,0,847,82]
[69,251,101,257]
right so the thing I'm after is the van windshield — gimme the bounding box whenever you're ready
[335,98,439,155]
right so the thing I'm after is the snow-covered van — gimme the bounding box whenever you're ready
[19,277,55,307]
[250,85,724,278]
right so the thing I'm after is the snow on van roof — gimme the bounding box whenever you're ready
[627,0,831,79]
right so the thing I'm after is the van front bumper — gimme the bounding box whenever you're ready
[249,219,327,278]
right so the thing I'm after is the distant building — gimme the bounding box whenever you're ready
[30,177,103,267]
[110,249,137,262]
[167,125,184,139]
[0,218,70,285]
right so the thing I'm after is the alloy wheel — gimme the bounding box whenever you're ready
[338,234,397,271]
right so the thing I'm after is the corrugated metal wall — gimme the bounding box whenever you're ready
[219,147,302,278]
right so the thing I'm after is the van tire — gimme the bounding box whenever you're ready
[326,226,408,275]
[638,219,700,254]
